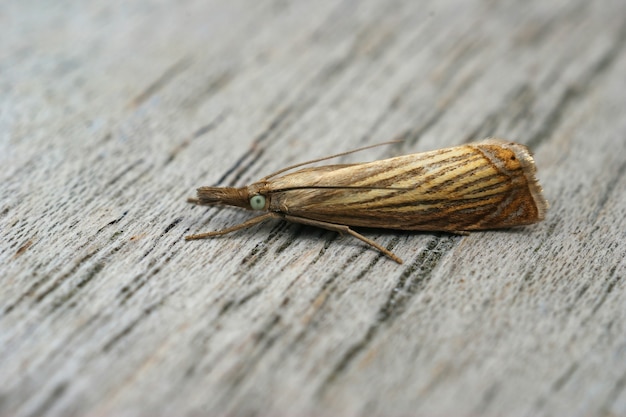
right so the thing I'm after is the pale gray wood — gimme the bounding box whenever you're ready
[1,1,625,416]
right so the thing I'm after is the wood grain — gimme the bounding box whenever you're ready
[1,1,625,416]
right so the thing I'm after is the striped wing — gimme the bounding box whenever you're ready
[266,139,547,231]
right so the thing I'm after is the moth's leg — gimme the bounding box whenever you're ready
[185,212,279,240]
[282,214,403,264]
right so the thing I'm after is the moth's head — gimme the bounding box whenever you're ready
[195,185,269,211]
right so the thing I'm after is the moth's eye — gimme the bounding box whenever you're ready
[249,194,266,210]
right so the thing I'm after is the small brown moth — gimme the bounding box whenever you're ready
[186,138,547,263]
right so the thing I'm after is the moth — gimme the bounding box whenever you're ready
[186,138,547,263]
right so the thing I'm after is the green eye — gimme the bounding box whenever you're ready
[249,194,266,210]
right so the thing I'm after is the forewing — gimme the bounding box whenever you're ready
[267,140,547,231]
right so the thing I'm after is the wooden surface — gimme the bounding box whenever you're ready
[2,1,626,416]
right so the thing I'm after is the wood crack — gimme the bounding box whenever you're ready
[317,235,458,396]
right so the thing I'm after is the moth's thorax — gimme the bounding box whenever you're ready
[247,181,269,196]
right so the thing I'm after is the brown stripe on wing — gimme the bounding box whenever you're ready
[297,150,490,208]
[278,187,511,230]
[352,150,484,190]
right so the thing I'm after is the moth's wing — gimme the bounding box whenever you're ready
[265,156,423,190]
[471,138,547,222]
[266,141,547,231]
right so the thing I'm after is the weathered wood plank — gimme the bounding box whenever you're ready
[1,1,625,416]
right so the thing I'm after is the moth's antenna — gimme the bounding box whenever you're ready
[261,140,402,181]
[272,185,415,192]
